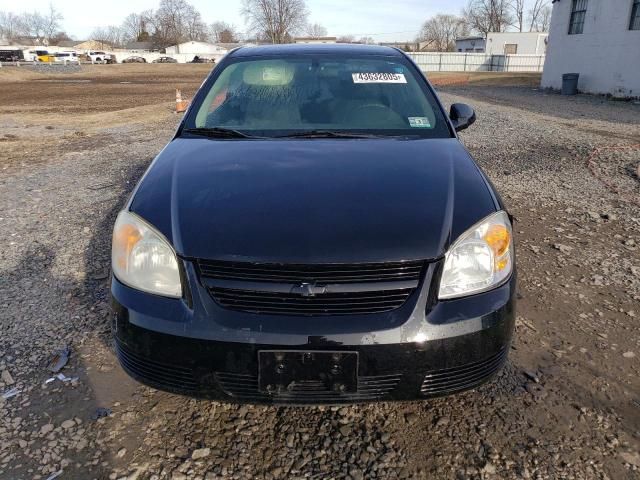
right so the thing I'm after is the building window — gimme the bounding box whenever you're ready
[631,0,640,30]
[569,0,588,34]
[504,44,518,54]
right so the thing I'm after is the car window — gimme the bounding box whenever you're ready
[188,55,451,138]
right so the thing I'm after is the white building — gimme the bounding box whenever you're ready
[455,36,486,52]
[485,32,548,55]
[542,0,640,98]
[294,37,337,44]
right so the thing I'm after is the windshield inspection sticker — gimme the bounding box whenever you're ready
[352,72,407,84]
[408,117,432,128]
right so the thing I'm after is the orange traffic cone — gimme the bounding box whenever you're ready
[176,89,189,113]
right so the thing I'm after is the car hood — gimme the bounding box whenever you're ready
[129,137,498,263]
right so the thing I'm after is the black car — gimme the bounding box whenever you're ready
[153,56,178,63]
[122,56,147,63]
[111,44,516,405]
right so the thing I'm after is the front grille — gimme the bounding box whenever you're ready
[420,348,507,397]
[115,340,198,393]
[215,372,402,404]
[199,260,424,316]
[209,287,414,315]
[198,260,424,284]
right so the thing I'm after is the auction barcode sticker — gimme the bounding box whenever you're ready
[352,73,407,84]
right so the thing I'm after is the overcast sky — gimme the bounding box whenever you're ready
[3,0,467,42]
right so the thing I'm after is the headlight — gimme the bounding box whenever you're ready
[438,211,513,300]
[111,211,182,298]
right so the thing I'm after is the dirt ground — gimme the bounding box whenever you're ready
[0,65,639,480]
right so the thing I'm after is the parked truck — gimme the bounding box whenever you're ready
[0,49,24,62]
[87,51,112,63]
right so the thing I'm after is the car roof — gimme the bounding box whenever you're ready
[229,43,404,58]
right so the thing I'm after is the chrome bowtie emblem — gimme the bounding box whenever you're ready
[291,283,326,297]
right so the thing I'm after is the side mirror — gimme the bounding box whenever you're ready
[449,103,476,132]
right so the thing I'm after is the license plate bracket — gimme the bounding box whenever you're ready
[258,350,358,394]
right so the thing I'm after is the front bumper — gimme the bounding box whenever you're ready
[111,259,516,405]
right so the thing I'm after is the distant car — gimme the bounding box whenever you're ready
[122,56,147,64]
[87,51,111,64]
[0,49,24,62]
[31,50,55,63]
[190,55,214,63]
[53,52,80,64]
[152,56,178,63]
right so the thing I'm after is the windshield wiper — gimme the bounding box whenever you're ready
[183,127,259,139]
[276,130,390,139]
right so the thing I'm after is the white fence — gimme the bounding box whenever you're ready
[406,52,545,73]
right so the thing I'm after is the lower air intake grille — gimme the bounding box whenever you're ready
[420,348,507,396]
[215,372,402,404]
[116,340,198,393]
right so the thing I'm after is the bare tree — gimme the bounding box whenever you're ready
[209,21,238,43]
[151,0,207,47]
[183,6,207,42]
[42,3,63,40]
[121,11,153,42]
[242,0,309,44]
[91,26,125,48]
[48,30,72,45]
[528,0,551,31]
[0,11,23,41]
[419,14,468,52]
[22,12,48,41]
[1,4,65,44]
[462,0,513,37]
[336,34,355,43]
[511,0,525,31]
[305,22,327,38]
[538,5,551,31]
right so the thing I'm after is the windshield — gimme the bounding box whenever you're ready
[186,55,451,138]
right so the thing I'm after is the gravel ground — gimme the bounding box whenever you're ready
[0,67,639,480]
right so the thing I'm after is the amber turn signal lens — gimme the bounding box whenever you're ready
[113,223,141,269]
[484,224,510,259]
